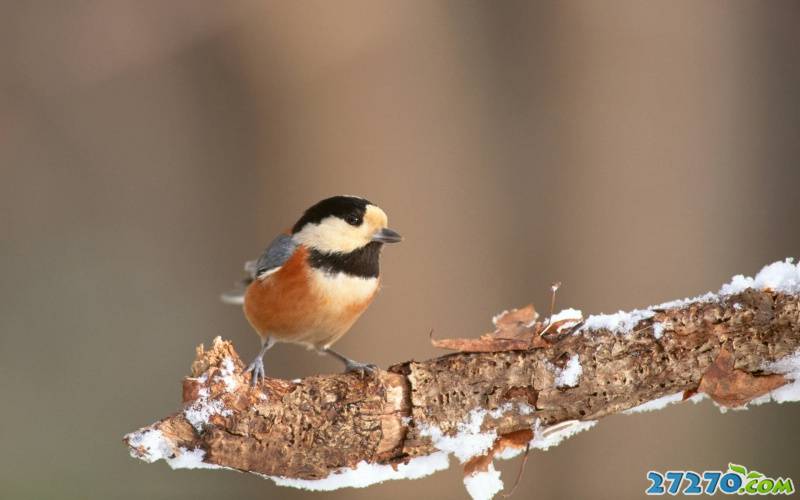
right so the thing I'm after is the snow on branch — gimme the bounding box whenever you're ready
[125,259,800,499]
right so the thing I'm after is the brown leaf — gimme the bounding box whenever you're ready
[493,305,539,339]
[463,451,495,476]
[432,305,548,353]
[541,317,583,339]
[463,429,533,477]
[698,345,786,407]
[495,429,534,452]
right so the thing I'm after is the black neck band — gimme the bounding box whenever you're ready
[308,241,383,278]
[307,242,382,278]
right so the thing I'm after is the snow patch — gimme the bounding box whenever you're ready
[218,357,239,392]
[623,392,684,414]
[488,403,513,419]
[549,308,583,324]
[720,258,800,296]
[125,428,223,470]
[687,392,706,404]
[184,395,231,432]
[753,259,800,294]
[126,428,173,463]
[494,445,526,461]
[517,402,535,415]
[488,402,535,419]
[652,292,718,312]
[554,355,583,388]
[761,350,800,403]
[769,380,800,404]
[747,393,773,406]
[463,463,504,500]
[166,447,226,470]
[581,259,800,337]
[266,452,450,491]
[420,409,497,463]
[531,419,597,450]
[581,308,655,335]
[719,274,754,296]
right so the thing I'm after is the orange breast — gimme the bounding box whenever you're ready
[243,245,379,348]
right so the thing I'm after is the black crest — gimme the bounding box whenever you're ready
[292,196,372,234]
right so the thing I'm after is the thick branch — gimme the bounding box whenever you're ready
[125,267,800,498]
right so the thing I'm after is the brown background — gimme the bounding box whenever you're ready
[2,1,799,499]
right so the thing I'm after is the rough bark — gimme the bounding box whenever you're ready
[125,288,800,484]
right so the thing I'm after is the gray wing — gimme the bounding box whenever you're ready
[220,234,297,305]
[254,234,297,278]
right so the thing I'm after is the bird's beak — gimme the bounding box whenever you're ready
[372,227,402,244]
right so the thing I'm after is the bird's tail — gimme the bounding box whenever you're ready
[220,288,246,305]
[220,260,258,305]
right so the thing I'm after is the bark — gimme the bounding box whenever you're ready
[125,288,800,487]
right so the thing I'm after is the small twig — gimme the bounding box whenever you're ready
[548,282,561,319]
[502,442,531,498]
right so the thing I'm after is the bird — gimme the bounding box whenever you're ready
[221,195,402,385]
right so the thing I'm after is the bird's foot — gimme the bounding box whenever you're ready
[344,359,378,378]
[244,356,266,386]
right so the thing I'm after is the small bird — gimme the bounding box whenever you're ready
[221,195,402,384]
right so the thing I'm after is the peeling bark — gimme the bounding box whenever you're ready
[125,288,800,489]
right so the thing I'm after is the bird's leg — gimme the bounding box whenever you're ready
[321,348,377,377]
[244,336,274,386]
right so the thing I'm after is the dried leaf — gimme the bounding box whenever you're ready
[430,305,581,352]
[493,305,539,339]
[495,429,534,451]
[698,346,786,407]
[541,318,583,339]
[463,429,533,477]
[463,451,495,476]
[432,306,549,353]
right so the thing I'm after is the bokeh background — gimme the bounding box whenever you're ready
[2,1,800,499]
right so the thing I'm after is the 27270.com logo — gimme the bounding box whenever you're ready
[646,463,794,496]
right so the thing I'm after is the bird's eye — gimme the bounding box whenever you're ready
[345,214,361,226]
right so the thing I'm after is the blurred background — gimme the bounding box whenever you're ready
[2,1,800,499]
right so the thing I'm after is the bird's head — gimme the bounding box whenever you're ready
[291,196,402,254]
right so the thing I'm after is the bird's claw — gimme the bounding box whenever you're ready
[245,357,266,386]
[344,360,378,378]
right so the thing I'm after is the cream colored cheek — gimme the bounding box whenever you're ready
[295,219,368,253]
[362,223,376,243]
[364,206,389,238]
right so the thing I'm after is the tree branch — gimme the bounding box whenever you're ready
[124,260,800,499]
